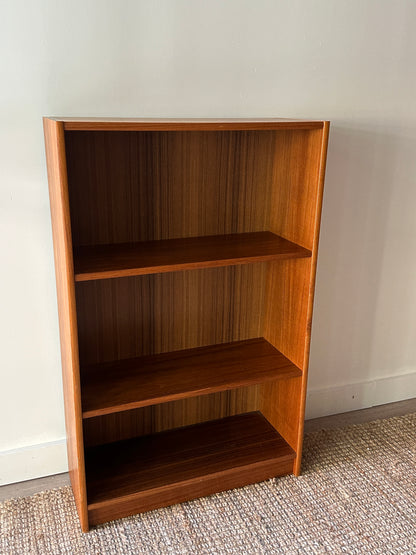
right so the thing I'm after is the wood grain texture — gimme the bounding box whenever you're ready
[293,121,330,474]
[75,264,267,366]
[88,456,294,526]
[43,119,89,531]
[77,263,267,445]
[262,124,330,474]
[59,117,324,131]
[260,377,302,452]
[74,232,311,281]
[65,130,276,247]
[85,412,295,525]
[270,129,323,250]
[81,338,302,418]
[83,387,261,447]
[263,258,312,370]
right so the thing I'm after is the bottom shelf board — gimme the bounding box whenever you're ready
[85,412,296,526]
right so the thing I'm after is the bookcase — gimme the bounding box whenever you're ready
[44,117,329,531]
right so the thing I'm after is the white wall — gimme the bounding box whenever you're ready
[1,0,415,484]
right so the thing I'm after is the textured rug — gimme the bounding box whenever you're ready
[1,413,415,554]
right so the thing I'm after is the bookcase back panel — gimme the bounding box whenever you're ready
[76,264,268,366]
[65,130,276,247]
[83,386,260,447]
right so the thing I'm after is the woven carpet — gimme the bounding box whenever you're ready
[1,413,415,554]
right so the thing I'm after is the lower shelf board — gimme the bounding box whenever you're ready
[85,411,296,526]
[81,338,302,418]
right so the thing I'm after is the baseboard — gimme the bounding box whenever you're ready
[0,439,68,486]
[306,369,416,419]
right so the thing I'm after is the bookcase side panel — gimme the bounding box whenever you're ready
[260,258,311,457]
[263,126,327,367]
[43,119,88,531]
[294,122,330,473]
[261,124,330,472]
[269,128,324,250]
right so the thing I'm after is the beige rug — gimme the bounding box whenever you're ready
[1,413,415,554]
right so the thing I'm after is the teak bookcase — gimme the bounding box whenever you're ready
[44,117,329,531]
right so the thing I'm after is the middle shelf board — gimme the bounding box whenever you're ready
[81,338,302,419]
[74,231,311,282]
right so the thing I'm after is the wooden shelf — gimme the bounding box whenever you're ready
[74,232,311,282]
[85,412,296,526]
[81,338,302,419]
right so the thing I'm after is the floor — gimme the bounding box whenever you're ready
[1,397,415,503]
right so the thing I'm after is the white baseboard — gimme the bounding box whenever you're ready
[306,369,416,420]
[0,439,68,486]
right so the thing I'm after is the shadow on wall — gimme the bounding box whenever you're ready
[308,122,416,399]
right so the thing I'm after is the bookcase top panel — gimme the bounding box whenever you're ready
[44,117,327,131]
